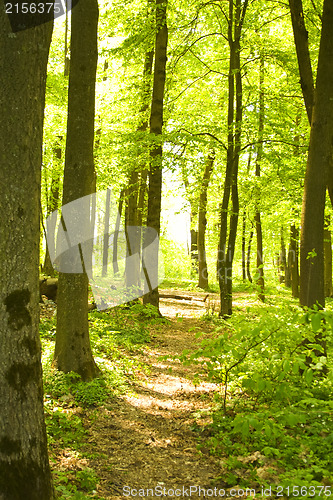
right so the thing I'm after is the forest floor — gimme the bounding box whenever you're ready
[50,289,253,499]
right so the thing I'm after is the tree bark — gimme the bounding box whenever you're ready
[143,0,168,310]
[198,150,214,289]
[0,12,55,499]
[299,0,333,310]
[54,0,100,380]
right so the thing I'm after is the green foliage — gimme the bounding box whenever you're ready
[54,466,99,499]
[175,295,333,489]
[72,378,108,408]
[45,406,86,447]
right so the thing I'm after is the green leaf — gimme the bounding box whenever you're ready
[311,313,322,332]
[305,368,314,384]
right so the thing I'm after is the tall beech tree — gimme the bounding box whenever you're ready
[298,0,333,309]
[0,12,55,499]
[143,0,168,310]
[218,0,248,317]
[54,0,100,380]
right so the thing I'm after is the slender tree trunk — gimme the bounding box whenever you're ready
[288,224,299,298]
[279,227,287,284]
[54,0,100,380]
[218,0,247,316]
[43,138,62,276]
[246,228,253,283]
[255,56,265,302]
[102,188,111,277]
[0,12,55,499]
[143,0,168,309]
[198,150,214,289]
[324,215,332,298]
[113,189,125,276]
[190,229,199,276]
[288,0,314,123]
[242,211,246,281]
[125,48,154,292]
[300,0,333,310]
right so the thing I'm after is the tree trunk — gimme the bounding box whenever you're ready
[255,55,265,302]
[54,0,100,380]
[280,227,288,285]
[142,0,168,310]
[324,215,332,298]
[43,138,62,277]
[288,224,299,298]
[0,12,55,499]
[190,229,199,277]
[300,0,333,310]
[102,187,111,277]
[113,189,125,276]
[242,211,246,281]
[198,150,214,289]
[288,0,314,123]
[246,228,253,283]
[125,48,154,292]
[218,0,247,316]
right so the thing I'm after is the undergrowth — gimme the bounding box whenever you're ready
[40,302,160,499]
[171,291,333,497]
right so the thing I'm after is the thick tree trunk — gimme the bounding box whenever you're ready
[300,0,333,310]
[198,150,214,289]
[55,0,100,380]
[0,12,55,499]
[143,0,168,309]
[324,215,332,298]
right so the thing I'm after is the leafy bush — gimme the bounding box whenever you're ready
[72,377,108,407]
[176,301,333,488]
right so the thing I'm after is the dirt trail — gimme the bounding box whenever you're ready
[84,291,229,499]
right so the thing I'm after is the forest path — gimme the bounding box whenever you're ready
[86,290,231,499]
